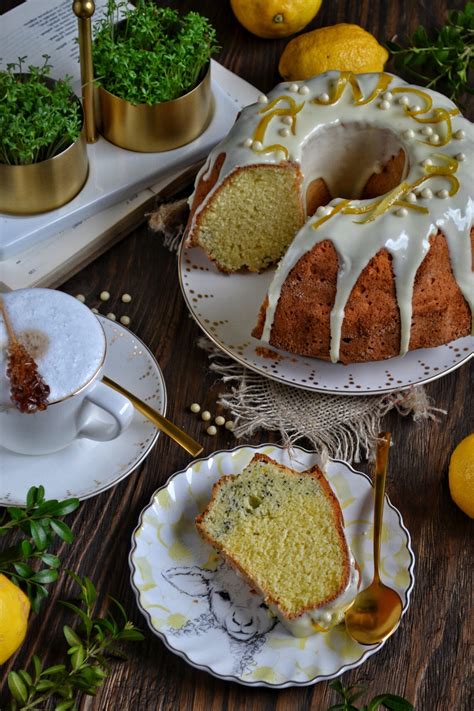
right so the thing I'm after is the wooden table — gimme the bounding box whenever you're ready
[1,1,472,709]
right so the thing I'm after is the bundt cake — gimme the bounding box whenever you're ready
[186,71,473,364]
[196,453,360,637]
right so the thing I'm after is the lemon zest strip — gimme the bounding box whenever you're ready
[311,199,351,230]
[252,143,289,160]
[353,73,393,106]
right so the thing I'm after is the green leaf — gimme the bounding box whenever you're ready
[55,701,76,711]
[50,519,74,543]
[369,695,414,711]
[52,499,80,516]
[30,568,58,584]
[8,672,28,704]
[63,625,83,647]
[70,644,85,670]
[30,519,48,550]
[13,562,33,578]
[43,663,67,675]
[41,553,61,568]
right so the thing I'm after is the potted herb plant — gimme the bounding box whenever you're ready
[92,0,219,151]
[0,56,88,216]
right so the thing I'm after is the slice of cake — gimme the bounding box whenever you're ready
[196,453,359,637]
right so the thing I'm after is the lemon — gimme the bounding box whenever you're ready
[279,23,389,80]
[449,433,474,518]
[230,0,322,40]
[0,574,30,664]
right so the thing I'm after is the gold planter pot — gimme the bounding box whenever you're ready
[0,95,89,216]
[97,64,212,152]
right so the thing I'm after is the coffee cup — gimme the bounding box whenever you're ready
[0,288,134,456]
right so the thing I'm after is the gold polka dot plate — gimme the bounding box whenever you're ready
[0,316,166,505]
[179,242,473,394]
[129,443,415,687]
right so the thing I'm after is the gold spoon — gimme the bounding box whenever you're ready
[102,375,203,458]
[345,432,403,645]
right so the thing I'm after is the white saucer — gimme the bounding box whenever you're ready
[0,316,167,505]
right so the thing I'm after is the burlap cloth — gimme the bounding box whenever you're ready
[149,199,445,462]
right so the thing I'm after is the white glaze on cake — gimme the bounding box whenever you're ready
[187,71,474,363]
[270,550,360,638]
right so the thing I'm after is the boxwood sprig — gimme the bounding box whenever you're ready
[328,680,414,711]
[0,486,80,612]
[93,0,219,105]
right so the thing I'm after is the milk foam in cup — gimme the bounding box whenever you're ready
[0,288,134,455]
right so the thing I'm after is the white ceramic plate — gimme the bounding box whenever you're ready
[0,316,166,505]
[179,243,473,394]
[129,444,415,688]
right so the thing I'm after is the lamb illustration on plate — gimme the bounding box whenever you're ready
[162,560,277,675]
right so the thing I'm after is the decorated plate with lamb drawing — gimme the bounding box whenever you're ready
[129,444,415,688]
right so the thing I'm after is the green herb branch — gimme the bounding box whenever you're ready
[328,680,414,711]
[6,572,144,710]
[0,486,80,612]
[386,2,474,103]
[93,0,220,105]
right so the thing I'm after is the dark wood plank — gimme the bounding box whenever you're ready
[1,1,472,710]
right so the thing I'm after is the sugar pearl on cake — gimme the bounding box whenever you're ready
[382,91,393,101]
[281,115,293,125]
[403,129,415,139]
[257,94,268,104]
[398,95,409,105]
[321,611,332,624]
[75,294,86,303]
[421,158,433,168]
[316,205,331,217]
[225,420,234,431]
[201,410,211,421]
[298,85,309,95]
[106,312,116,321]
[91,307,99,314]
[279,128,290,137]
[100,291,110,301]
[319,92,329,103]
[454,129,465,140]
[121,293,132,303]
[215,415,225,426]
[437,188,449,199]
[378,100,391,110]
[421,188,433,199]
[410,104,421,113]
[120,315,130,326]
[252,140,263,151]
[456,153,466,161]
[243,137,253,148]
[190,403,201,413]
[289,83,299,92]
[206,425,217,436]
[430,134,440,145]
[421,126,433,136]
[405,192,417,203]
[396,208,408,217]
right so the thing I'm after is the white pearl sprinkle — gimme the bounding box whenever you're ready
[121,293,132,303]
[322,612,332,624]
[372,161,383,174]
[456,152,466,161]
[421,126,433,136]
[252,140,263,151]
[206,425,217,436]
[316,206,331,217]
[99,291,110,301]
[403,129,415,139]
[225,420,234,431]
[421,188,433,199]
[405,192,417,203]
[422,158,433,168]
[319,92,329,103]
[379,100,391,110]
[279,128,290,137]
[382,91,393,101]
[106,312,116,321]
[201,410,211,421]
[215,415,225,426]
[430,134,440,145]
[398,95,409,105]
[281,115,293,125]
[410,104,421,113]
[454,129,465,140]
[289,83,299,92]
[91,307,99,314]
[298,85,309,95]
[243,137,253,148]
[257,94,268,104]
[119,315,130,326]
[437,188,449,199]
[75,294,86,303]
[190,403,200,413]
[396,208,408,217]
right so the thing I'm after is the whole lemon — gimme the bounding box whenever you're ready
[279,23,389,80]
[230,0,322,40]
[449,433,474,518]
[0,574,30,664]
